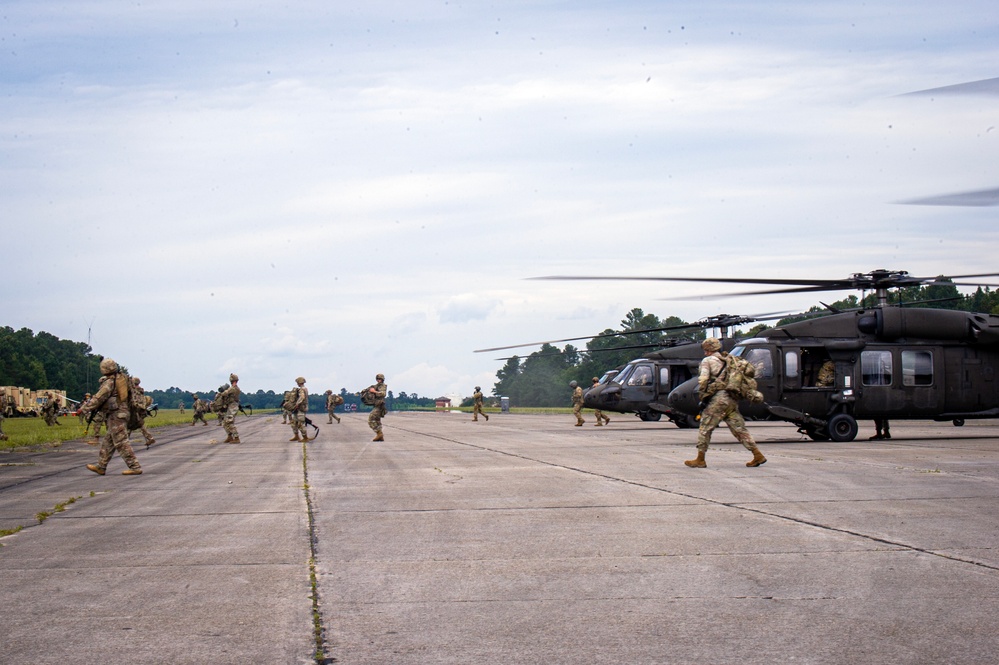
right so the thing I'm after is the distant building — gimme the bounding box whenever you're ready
[435,397,452,410]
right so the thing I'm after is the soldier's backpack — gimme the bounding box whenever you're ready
[360,386,377,406]
[723,354,764,403]
[114,372,148,431]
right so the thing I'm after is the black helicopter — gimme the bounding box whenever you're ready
[537,269,999,441]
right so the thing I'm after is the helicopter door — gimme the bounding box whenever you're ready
[781,346,835,416]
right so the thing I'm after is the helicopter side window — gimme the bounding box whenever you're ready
[862,350,892,386]
[627,365,654,387]
[659,366,669,388]
[785,351,799,379]
[902,350,933,386]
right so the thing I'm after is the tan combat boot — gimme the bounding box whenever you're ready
[86,464,105,475]
[223,434,233,443]
[289,434,301,442]
[229,437,241,444]
[746,448,767,467]
[373,432,384,442]
[684,451,707,468]
[122,468,143,475]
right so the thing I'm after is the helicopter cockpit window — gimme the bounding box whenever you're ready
[627,365,654,387]
[902,350,933,386]
[614,365,634,385]
[862,350,892,386]
[735,347,773,379]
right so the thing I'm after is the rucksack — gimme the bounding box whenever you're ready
[723,354,764,403]
[360,386,377,406]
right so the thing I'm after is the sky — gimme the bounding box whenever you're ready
[2,1,997,401]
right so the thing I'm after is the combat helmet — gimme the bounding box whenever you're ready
[132,376,141,385]
[229,373,239,383]
[99,358,118,375]
[376,373,385,381]
[569,380,578,388]
[296,376,306,385]
[701,337,722,353]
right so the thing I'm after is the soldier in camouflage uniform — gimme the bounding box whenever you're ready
[218,373,242,443]
[366,374,387,441]
[191,393,209,426]
[472,386,489,422]
[78,393,91,425]
[212,385,227,426]
[129,377,156,447]
[178,401,185,415]
[591,377,610,426]
[82,358,142,476]
[685,338,766,469]
[816,360,836,387]
[42,392,61,426]
[288,377,311,442]
[325,390,343,424]
[570,381,584,426]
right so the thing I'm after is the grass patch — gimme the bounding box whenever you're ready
[0,410,212,451]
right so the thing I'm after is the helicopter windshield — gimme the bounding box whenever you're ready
[730,344,774,379]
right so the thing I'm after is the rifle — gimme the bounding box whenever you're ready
[303,416,320,440]
[238,404,253,416]
[147,403,159,418]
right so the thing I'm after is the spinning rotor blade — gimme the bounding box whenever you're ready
[532,270,999,301]
[900,77,999,97]
[897,187,999,207]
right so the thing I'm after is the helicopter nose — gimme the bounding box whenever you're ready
[583,383,618,409]
[667,378,700,416]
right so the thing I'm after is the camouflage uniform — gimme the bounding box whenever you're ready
[367,375,387,441]
[213,386,226,426]
[191,395,209,425]
[289,378,310,441]
[219,374,241,443]
[129,378,155,447]
[325,390,343,424]
[686,338,766,468]
[42,392,61,426]
[591,377,610,426]
[78,393,91,425]
[472,387,489,422]
[86,378,108,441]
[83,359,141,475]
[571,382,584,426]
[178,401,185,414]
[816,360,836,387]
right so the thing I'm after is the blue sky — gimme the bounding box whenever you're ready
[2,1,997,400]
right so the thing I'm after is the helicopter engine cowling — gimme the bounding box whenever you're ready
[858,308,999,343]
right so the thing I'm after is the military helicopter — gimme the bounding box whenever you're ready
[581,314,799,427]
[539,269,999,441]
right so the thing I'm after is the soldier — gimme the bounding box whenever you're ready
[816,360,836,387]
[191,393,209,426]
[78,393,91,425]
[325,390,343,424]
[685,338,766,469]
[570,380,584,426]
[870,418,891,440]
[281,389,295,424]
[212,384,227,426]
[288,377,311,442]
[82,358,142,476]
[178,401,185,415]
[42,391,61,426]
[366,373,387,441]
[472,386,489,422]
[218,373,242,444]
[591,377,610,426]
[129,377,156,447]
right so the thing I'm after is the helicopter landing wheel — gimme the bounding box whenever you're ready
[827,413,859,442]
[639,410,662,422]
[953,418,965,427]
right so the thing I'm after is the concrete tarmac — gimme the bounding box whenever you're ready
[2,413,999,664]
